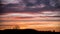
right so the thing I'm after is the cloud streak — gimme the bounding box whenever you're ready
[0,11,60,21]
[0,11,60,17]
[1,0,19,4]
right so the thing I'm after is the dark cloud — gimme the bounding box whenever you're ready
[0,0,60,13]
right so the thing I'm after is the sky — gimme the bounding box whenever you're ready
[0,12,60,32]
[0,0,60,32]
[1,0,60,22]
[1,0,60,13]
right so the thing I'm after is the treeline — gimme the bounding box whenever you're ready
[0,29,56,33]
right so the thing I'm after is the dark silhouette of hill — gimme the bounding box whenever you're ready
[0,29,55,33]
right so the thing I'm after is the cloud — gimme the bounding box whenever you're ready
[1,0,19,4]
[0,12,60,21]
[0,11,60,18]
[28,0,37,4]
[0,13,37,17]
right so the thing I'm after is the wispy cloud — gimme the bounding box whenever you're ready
[0,11,59,17]
[1,0,20,4]
[0,11,60,21]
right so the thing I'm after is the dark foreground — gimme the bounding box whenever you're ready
[0,29,57,33]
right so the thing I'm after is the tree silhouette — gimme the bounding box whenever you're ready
[13,25,20,29]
